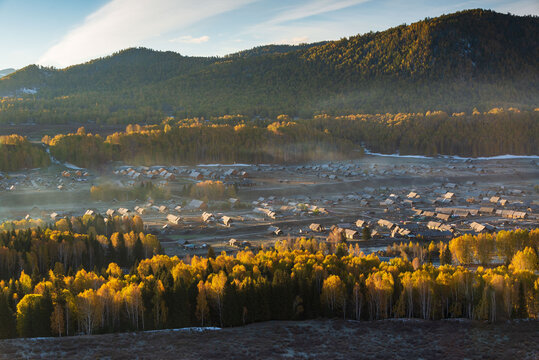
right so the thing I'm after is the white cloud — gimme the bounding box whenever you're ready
[170,35,210,44]
[38,0,254,67]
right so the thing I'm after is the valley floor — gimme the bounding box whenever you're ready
[0,319,537,360]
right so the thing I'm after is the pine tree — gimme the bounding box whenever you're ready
[16,294,52,337]
[134,237,144,262]
[362,226,372,241]
[517,282,527,318]
[105,237,115,263]
[116,233,127,267]
[441,246,452,265]
[207,246,216,260]
[0,294,16,339]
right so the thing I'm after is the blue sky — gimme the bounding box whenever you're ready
[1,0,537,69]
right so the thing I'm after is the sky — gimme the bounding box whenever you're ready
[1,0,538,69]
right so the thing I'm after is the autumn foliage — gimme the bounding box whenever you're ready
[0,229,537,339]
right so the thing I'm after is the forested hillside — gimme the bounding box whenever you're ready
[224,42,326,59]
[0,10,537,124]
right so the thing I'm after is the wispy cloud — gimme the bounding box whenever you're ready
[38,0,254,67]
[279,36,310,44]
[244,0,370,46]
[170,35,210,44]
[267,0,371,25]
[493,0,539,15]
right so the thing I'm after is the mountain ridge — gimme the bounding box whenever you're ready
[0,9,537,123]
[0,68,16,78]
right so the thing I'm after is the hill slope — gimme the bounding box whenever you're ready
[0,9,537,124]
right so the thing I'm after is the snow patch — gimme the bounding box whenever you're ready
[363,147,539,161]
[46,148,85,170]
[22,327,221,340]
[20,88,37,94]
[197,163,253,167]
[63,162,84,170]
[145,327,221,333]
[381,318,427,322]
[363,148,431,159]
[442,154,539,160]
[442,318,472,323]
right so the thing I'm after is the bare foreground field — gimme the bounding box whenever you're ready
[0,319,537,360]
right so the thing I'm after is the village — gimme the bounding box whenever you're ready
[0,154,538,260]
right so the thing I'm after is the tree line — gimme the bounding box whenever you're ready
[0,135,50,172]
[0,229,537,339]
[382,228,538,267]
[1,108,537,172]
[448,229,538,266]
[1,213,144,237]
[44,120,357,168]
[0,214,161,281]
[42,109,538,170]
[311,109,539,156]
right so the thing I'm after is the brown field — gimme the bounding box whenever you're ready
[0,319,537,360]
